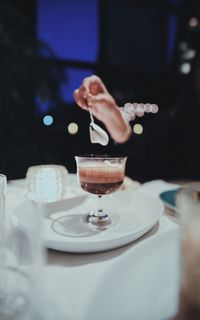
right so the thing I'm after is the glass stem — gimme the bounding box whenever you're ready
[97,195,104,217]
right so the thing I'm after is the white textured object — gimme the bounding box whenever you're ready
[26,165,68,203]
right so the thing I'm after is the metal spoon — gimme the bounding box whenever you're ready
[88,109,109,146]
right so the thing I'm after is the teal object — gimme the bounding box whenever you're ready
[159,189,180,210]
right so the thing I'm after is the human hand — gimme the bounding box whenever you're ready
[73,75,132,143]
[73,74,114,111]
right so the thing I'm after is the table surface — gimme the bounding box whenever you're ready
[7,176,186,319]
[47,215,177,266]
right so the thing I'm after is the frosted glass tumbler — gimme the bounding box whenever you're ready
[26,164,68,202]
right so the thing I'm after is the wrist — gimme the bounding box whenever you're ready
[104,105,132,143]
[114,124,132,143]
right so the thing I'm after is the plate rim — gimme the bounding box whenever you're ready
[43,191,164,253]
[8,180,164,253]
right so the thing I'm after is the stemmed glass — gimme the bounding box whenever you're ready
[75,155,127,228]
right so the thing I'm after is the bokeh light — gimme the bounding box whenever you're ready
[133,124,143,135]
[43,115,53,126]
[68,122,78,135]
[180,63,191,74]
[189,17,198,28]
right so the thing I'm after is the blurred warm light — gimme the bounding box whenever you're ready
[43,115,53,126]
[151,104,159,113]
[180,63,191,74]
[68,122,78,135]
[133,124,143,135]
[124,102,132,110]
[183,49,196,60]
[136,104,145,117]
[144,103,151,113]
[189,17,198,28]
[179,42,187,51]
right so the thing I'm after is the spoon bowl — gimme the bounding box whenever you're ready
[89,110,109,146]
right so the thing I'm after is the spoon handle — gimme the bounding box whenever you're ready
[88,108,94,123]
[84,96,95,123]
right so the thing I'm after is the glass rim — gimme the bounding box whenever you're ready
[27,164,67,169]
[75,154,127,160]
[0,174,6,182]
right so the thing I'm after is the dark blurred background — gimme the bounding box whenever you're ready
[1,0,200,182]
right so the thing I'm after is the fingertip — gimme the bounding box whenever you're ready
[87,98,92,107]
[73,89,79,98]
[87,93,92,99]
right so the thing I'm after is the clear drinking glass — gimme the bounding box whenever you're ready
[0,174,7,313]
[75,155,127,228]
[175,186,200,319]
[0,192,47,320]
[0,174,6,244]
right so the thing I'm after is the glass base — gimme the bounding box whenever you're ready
[51,212,119,238]
[86,212,118,229]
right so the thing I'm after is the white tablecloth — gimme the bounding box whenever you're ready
[6,177,180,320]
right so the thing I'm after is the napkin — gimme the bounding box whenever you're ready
[120,176,141,191]
[10,194,88,221]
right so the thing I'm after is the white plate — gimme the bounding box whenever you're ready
[43,189,164,253]
[8,178,164,253]
[45,228,180,320]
